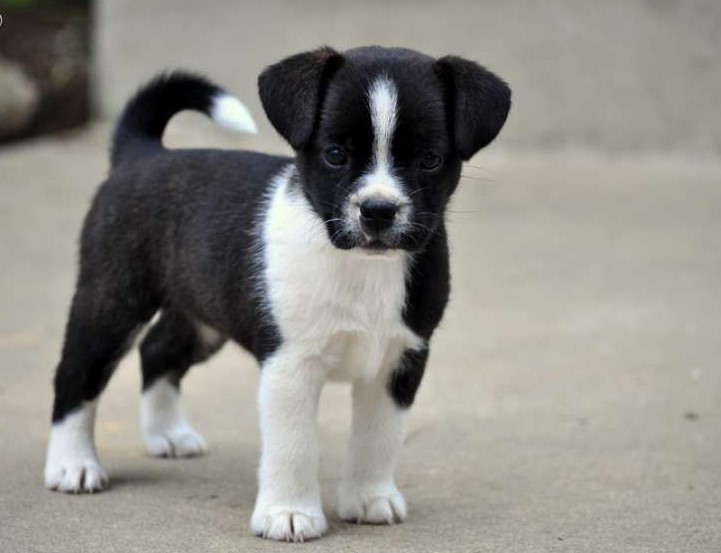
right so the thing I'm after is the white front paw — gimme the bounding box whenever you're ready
[251,505,327,542]
[338,482,407,524]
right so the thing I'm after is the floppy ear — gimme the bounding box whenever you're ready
[258,47,343,150]
[436,56,511,160]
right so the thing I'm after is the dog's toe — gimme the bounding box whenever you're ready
[363,495,406,524]
[251,508,327,542]
[338,483,407,524]
[45,461,109,494]
[144,427,208,458]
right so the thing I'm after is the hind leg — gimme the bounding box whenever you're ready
[139,310,225,458]
[45,286,153,493]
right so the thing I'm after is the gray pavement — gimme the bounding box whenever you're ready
[1,124,720,552]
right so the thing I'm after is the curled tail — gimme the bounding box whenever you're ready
[111,71,257,167]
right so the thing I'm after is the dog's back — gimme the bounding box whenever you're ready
[84,74,291,353]
[86,149,288,336]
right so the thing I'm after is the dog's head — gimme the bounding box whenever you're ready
[259,46,511,254]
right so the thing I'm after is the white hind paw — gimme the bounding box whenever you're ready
[45,402,108,494]
[143,426,208,458]
[45,459,108,493]
[338,482,407,524]
[141,378,208,458]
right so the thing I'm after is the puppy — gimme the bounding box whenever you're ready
[44,46,510,541]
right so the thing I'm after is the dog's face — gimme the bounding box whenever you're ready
[259,47,511,253]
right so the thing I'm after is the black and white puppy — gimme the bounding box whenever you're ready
[44,46,510,541]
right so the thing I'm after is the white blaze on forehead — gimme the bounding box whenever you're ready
[354,77,408,207]
[368,77,398,171]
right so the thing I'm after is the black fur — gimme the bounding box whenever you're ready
[51,47,510,423]
[436,56,512,160]
[258,47,343,149]
[388,347,430,408]
[51,147,289,422]
[139,310,223,391]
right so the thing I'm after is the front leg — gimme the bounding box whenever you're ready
[251,350,327,542]
[339,347,428,524]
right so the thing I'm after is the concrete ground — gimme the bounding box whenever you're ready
[1,123,720,552]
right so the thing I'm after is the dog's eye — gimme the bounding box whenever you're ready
[420,151,443,171]
[323,146,348,167]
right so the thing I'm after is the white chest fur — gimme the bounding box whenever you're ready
[261,168,422,382]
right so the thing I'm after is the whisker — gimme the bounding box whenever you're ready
[463,163,494,173]
[446,208,481,214]
[460,174,496,183]
[408,186,430,198]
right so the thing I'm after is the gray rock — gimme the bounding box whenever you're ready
[0,56,39,138]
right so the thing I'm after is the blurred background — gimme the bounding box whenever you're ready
[0,0,89,143]
[1,1,720,552]
[2,0,720,153]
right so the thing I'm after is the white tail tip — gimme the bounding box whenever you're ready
[211,94,258,134]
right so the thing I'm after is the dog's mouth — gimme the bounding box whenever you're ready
[323,212,436,254]
[358,238,399,255]
[327,226,422,254]
[361,239,391,251]
[327,229,398,252]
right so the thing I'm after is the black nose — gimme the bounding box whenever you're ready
[359,199,399,234]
